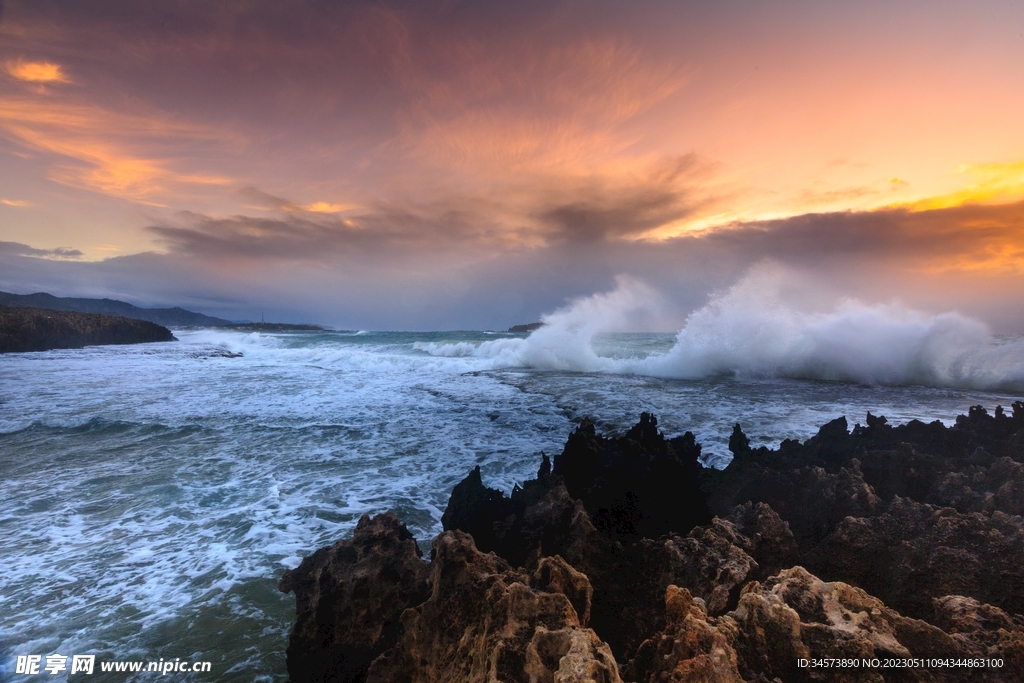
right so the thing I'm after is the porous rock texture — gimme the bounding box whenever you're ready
[278,512,431,683]
[626,568,983,683]
[366,531,620,683]
[282,405,1024,682]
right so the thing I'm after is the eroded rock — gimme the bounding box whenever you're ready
[278,512,431,683]
[629,567,989,683]
[806,497,1024,621]
[282,408,1024,682]
[365,530,620,683]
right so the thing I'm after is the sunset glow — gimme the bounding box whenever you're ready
[3,58,68,83]
[1,1,1023,330]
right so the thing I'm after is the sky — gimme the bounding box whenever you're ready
[1,0,1023,330]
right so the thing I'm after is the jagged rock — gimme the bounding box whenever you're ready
[439,467,645,658]
[365,530,620,683]
[630,568,985,683]
[806,497,1024,622]
[662,523,759,616]
[282,408,1024,682]
[554,413,712,538]
[708,404,1024,522]
[721,502,799,579]
[656,505,798,618]
[278,512,431,683]
[441,465,603,570]
[706,455,882,549]
[932,596,1024,677]
[623,585,744,683]
[440,421,802,663]
[728,567,967,682]
[926,456,1024,516]
[532,555,594,628]
[439,464,524,558]
[705,404,1024,626]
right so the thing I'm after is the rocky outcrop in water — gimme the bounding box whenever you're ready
[281,403,1024,682]
[508,322,544,333]
[0,305,176,353]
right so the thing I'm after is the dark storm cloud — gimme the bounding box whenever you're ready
[0,241,83,259]
[692,200,1024,271]
[148,187,1024,276]
[5,198,1020,330]
[146,200,514,262]
[147,186,1024,277]
[152,154,717,258]
[535,155,711,244]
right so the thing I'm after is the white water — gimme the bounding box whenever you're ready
[418,266,1024,391]
[2,268,1022,681]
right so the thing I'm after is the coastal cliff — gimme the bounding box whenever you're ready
[281,405,1024,682]
[0,305,176,353]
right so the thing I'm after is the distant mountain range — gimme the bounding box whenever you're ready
[0,291,237,327]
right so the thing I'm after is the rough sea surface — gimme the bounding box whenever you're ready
[2,327,1023,681]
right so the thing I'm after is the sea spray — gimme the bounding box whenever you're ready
[418,265,1024,390]
[634,267,1022,388]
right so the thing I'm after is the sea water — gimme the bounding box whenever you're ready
[2,322,1023,681]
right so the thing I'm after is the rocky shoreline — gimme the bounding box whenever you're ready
[280,405,1024,682]
[0,305,176,353]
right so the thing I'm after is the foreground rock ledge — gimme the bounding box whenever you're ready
[281,408,1024,682]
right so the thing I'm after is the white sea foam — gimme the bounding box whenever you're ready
[418,265,1024,390]
[2,287,1021,682]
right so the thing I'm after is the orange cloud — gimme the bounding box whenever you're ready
[0,98,236,203]
[304,201,358,213]
[388,36,689,177]
[4,59,70,83]
[1,199,30,207]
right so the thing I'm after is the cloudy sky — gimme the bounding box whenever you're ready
[1,0,1023,329]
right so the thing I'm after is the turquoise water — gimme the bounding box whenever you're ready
[2,328,1022,681]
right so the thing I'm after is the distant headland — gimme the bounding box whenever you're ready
[507,321,544,333]
[0,291,325,331]
[0,306,176,353]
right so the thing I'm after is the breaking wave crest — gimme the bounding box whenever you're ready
[418,268,1024,390]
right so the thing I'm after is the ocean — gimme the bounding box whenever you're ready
[3,321,1024,681]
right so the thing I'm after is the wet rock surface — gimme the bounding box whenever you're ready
[282,404,1024,682]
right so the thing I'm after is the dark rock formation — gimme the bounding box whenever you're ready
[806,497,1024,622]
[627,568,996,683]
[282,407,1024,682]
[0,305,176,353]
[932,596,1024,678]
[508,322,544,333]
[702,403,1024,624]
[553,413,712,538]
[366,531,620,683]
[438,414,722,659]
[278,513,431,683]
